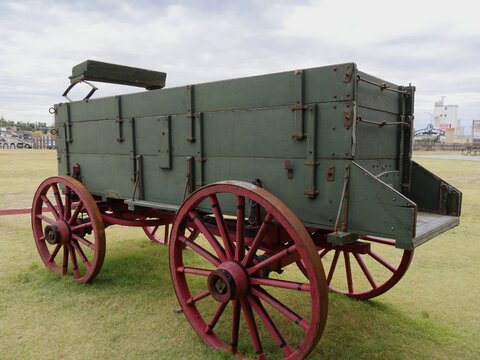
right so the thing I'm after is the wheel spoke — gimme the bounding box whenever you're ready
[251,287,310,331]
[48,243,62,263]
[62,244,69,275]
[241,299,264,358]
[68,200,84,225]
[319,248,329,259]
[250,277,311,292]
[163,224,170,242]
[362,236,396,246]
[71,239,92,270]
[344,252,354,294]
[188,211,226,261]
[205,301,228,334]
[209,195,235,259]
[71,221,93,233]
[186,289,211,305]
[353,253,377,289]
[247,244,297,275]
[37,214,55,225]
[69,244,81,279]
[151,225,160,236]
[180,235,221,266]
[327,250,340,285]
[231,300,241,353]
[248,295,293,356]
[64,186,71,221]
[40,195,60,220]
[52,183,65,219]
[235,196,245,262]
[72,234,96,251]
[368,251,396,273]
[242,212,274,267]
[177,267,212,277]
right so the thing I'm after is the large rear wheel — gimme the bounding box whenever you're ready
[170,181,328,359]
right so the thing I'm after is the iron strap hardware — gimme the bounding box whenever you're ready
[63,103,72,175]
[304,105,319,198]
[334,165,350,232]
[356,75,408,95]
[131,155,143,201]
[284,160,293,180]
[400,85,415,196]
[183,156,194,200]
[343,64,354,83]
[194,113,206,189]
[65,105,73,144]
[158,115,172,169]
[291,70,306,140]
[356,116,410,128]
[129,117,137,184]
[115,96,124,142]
[186,85,196,142]
[130,116,143,201]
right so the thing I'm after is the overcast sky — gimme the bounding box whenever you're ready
[1,0,479,131]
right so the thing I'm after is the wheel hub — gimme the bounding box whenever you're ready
[44,220,71,245]
[208,261,249,303]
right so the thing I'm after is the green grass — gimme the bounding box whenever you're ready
[0,149,479,359]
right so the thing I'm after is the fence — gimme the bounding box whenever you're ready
[413,143,466,151]
[32,136,56,149]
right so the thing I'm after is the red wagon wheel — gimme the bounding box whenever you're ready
[143,224,199,244]
[170,181,328,360]
[31,176,106,283]
[301,234,413,300]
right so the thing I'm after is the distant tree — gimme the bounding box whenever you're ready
[0,115,15,128]
[0,116,49,131]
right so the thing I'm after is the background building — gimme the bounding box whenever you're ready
[433,97,465,140]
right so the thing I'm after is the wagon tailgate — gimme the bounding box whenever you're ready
[348,161,461,250]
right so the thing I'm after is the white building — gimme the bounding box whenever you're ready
[434,97,458,129]
[433,97,464,138]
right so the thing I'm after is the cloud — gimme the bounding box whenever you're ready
[0,0,479,132]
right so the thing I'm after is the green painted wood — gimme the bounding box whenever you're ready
[348,162,416,249]
[54,62,461,249]
[411,161,462,216]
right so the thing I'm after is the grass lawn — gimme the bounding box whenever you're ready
[0,149,479,359]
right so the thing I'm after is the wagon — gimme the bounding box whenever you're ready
[32,60,462,359]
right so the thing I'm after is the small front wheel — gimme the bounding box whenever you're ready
[31,176,106,283]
